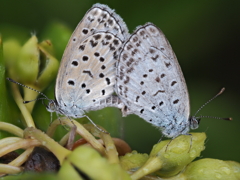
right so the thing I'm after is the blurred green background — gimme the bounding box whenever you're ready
[0,0,239,162]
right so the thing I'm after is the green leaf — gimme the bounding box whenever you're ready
[0,35,13,138]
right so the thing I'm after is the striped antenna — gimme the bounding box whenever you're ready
[194,88,232,121]
[6,77,51,102]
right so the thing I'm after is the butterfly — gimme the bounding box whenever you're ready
[116,23,199,138]
[45,3,129,120]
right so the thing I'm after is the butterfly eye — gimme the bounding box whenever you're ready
[190,117,200,130]
[46,101,56,113]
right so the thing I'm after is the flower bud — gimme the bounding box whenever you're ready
[5,35,59,113]
[131,133,206,179]
[183,158,240,180]
[36,41,59,91]
[59,146,131,180]
[120,150,148,171]
[14,35,39,84]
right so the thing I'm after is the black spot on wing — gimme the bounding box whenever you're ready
[173,99,179,104]
[68,80,75,86]
[71,61,78,66]
[83,70,93,78]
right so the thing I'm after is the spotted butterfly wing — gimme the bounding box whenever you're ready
[54,3,129,118]
[116,23,190,138]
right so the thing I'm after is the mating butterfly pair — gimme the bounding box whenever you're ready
[11,3,228,139]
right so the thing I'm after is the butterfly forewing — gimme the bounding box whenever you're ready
[61,32,124,109]
[55,3,129,117]
[116,23,190,138]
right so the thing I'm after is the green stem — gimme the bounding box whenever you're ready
[0,137,22,149]
[23,86,39,113]
[59,131,70,146]
[47,118,106,156]
[0,122,23,137]
[10,83,35,127]
[0,138,40,157]
[100,131,119,164]
[131,157,163,180]
[0,164,22,174]
[0,148,34,176]
[8,147,34,166]
[24,127,71,165]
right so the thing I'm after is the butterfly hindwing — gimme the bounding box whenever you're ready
[116,23,190,138]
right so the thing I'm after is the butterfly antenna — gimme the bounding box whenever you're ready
[197,115,232,121]
[193,88,225,117]
[23,97,48,104]
[7,77,50,101]
[194,87,232,121]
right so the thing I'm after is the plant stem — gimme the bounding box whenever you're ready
[10,83,35,128]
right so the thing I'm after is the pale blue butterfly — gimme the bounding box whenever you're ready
[116,23,230,138]
[8,4,129,125]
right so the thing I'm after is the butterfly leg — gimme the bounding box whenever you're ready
[164,134,192,152]
[83,115,109,134]
[65,125,77,150]
[185,133,193,153]
[48,110,67,131]
[165,139,173,152]
[158,134,164,143]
